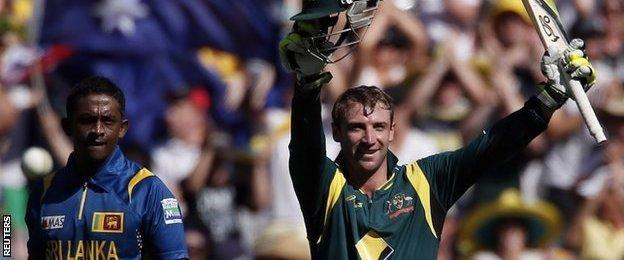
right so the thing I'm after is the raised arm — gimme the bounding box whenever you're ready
[405,48,450,117]
[351,2,390,78]
[418,39,598,210]
[418,96,550,210]
[181,141,215,195]
[448,50,498,140]
[383,2,429,68]
[36,102,72,166]
[289,79,329,198]
[280,28,337,223]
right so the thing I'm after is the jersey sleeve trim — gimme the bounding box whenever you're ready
[127,168,155,203]
[405,163,438,239]
[316,168,346,245]
[40,172,56,202]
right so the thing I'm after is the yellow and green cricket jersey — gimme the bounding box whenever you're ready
[289,88,549,259]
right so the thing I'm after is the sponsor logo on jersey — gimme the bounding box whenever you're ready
[346,194,364,208]
[92,212,124,233]
[161,198,182,224]
[41,215,65,230]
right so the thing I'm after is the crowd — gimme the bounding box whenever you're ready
[0,0,622,259]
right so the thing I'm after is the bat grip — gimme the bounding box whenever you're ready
[566,78,607,144]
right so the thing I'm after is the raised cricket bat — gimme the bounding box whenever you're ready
[522,0,607,144]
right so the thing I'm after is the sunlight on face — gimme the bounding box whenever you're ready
[333,102,395,174]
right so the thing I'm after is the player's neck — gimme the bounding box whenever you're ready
[349,158,390,199]
[73,155,104,179]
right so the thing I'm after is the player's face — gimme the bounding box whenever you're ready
[65,94,128,164]
[333,102,395,174]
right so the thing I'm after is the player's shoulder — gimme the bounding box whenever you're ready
[126,168,174,201]
[398,158,438,182]
[127,168,163,190]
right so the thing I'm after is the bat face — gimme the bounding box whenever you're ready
[522,0,607,144]
[521,0,569,50]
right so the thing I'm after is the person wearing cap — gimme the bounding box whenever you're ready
[458,188,561,259]
[25,76,188,259]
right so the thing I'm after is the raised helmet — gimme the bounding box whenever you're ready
[290,0,381,63]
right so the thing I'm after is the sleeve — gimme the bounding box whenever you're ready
[288,85,337,236]
[25,181,44,259]
[137,177,189,260]
[418,96,550,210]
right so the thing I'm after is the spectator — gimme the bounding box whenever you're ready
[385,86,440,164]
[404,35,493,150]
[184,217,212,260]
[151,87,211,198]
[180,130,271,259]
[351,1,429,88]
[458,188,562,259]
[568,147,624,259]
[254,222,310,260]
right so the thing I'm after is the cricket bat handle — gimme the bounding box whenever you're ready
[565,77,607,144]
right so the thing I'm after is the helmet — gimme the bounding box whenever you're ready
[290,0,381,63]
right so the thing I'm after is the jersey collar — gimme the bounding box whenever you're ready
[65,146,128,191]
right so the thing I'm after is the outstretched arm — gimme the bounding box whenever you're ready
[419,96,550,210]
[419,39,597,210]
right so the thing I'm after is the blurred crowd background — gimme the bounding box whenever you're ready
[0,0,622,259]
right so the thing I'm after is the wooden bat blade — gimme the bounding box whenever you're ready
[522,0,607,144]
[521,0,569,50]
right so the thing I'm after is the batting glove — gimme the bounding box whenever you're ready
[538,38,597,109]
[279,23,333,90]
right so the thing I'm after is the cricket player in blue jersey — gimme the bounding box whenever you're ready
[25,76,189,259]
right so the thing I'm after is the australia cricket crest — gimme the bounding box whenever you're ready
[385,193,414,220]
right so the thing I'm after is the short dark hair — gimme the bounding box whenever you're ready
[332,85,394,126]
[66,76,125,118]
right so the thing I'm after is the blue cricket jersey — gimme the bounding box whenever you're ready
[25,147,189,259]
